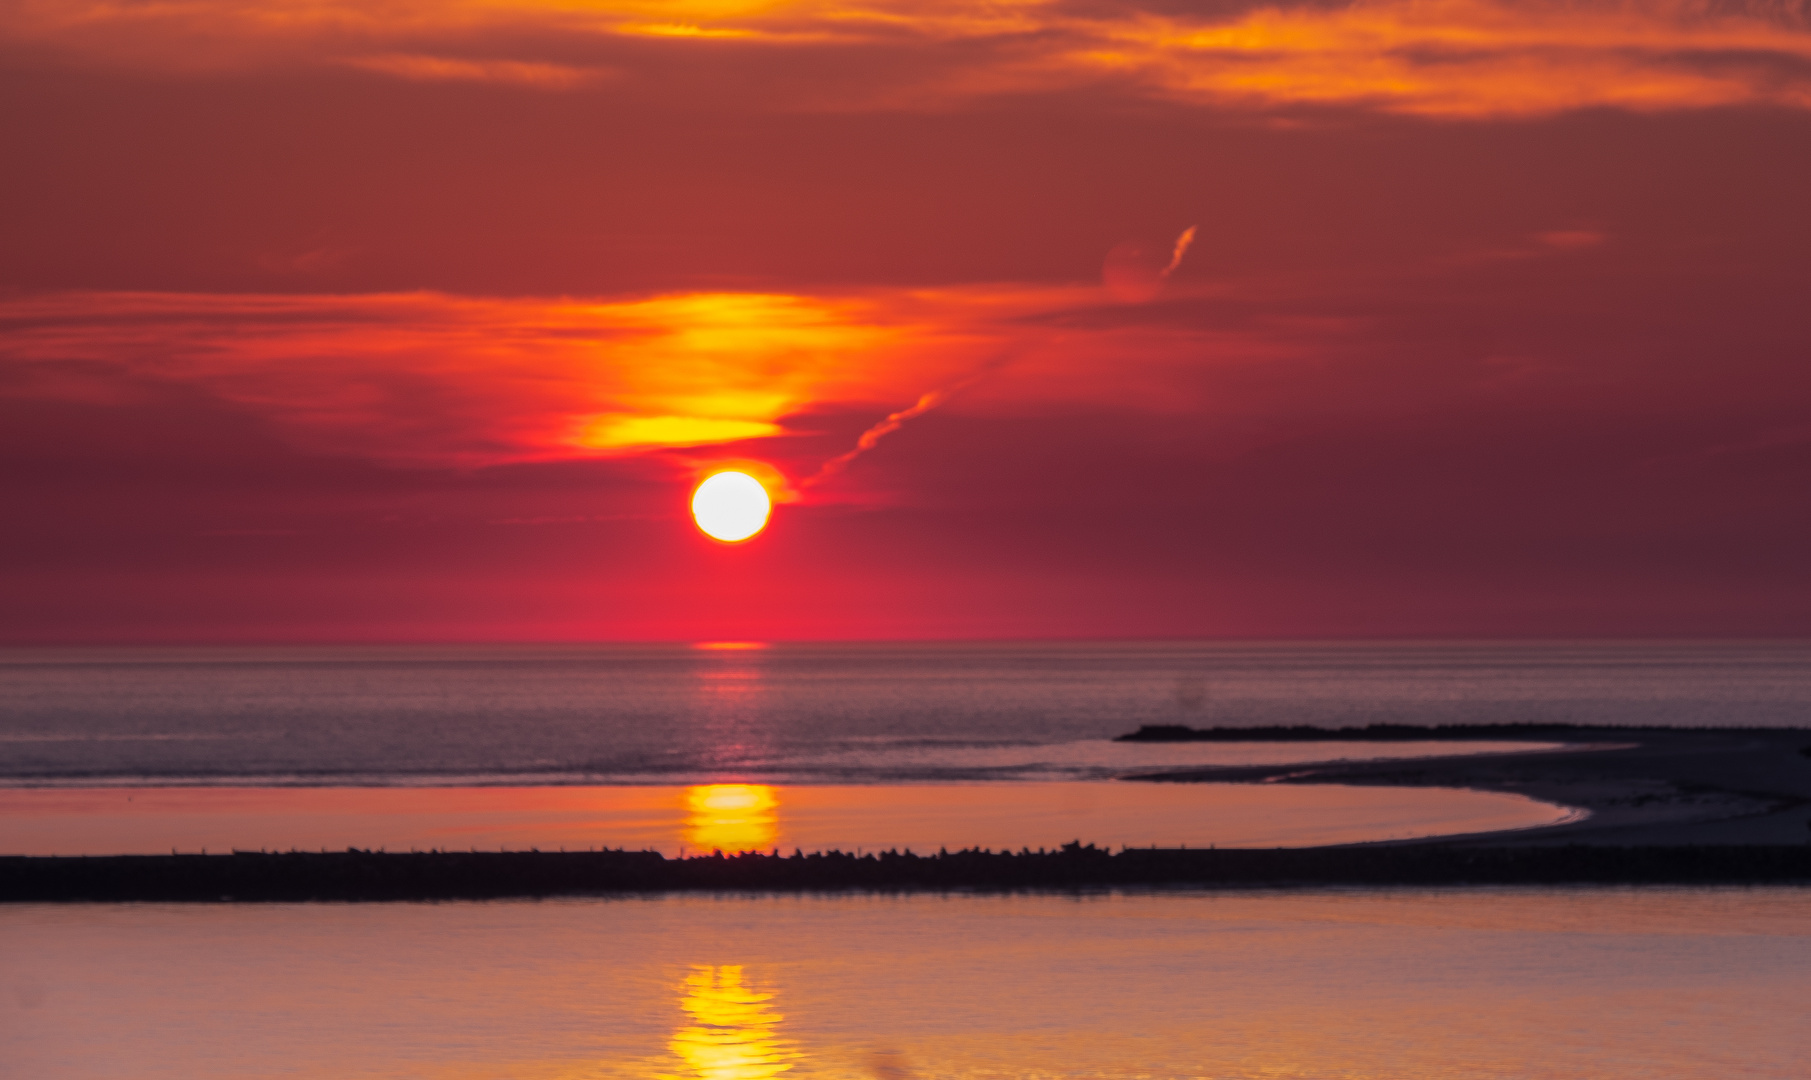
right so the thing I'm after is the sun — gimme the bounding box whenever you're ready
[691,471,772,542]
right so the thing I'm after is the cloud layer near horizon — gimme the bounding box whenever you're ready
[0,283,1233,474]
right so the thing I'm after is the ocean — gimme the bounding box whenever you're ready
[4,640,1805,856]
[5,640,1807,787]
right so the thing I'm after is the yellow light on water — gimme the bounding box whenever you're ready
[668,966,797,1080]
[684,784,779,854]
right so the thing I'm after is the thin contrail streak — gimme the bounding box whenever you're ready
[801,227,1190,490]
[1161,225,1197,278]
[801,357,1012,489]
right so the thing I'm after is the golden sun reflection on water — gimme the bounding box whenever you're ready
[684,784,780,854]
[667,966,798,1080]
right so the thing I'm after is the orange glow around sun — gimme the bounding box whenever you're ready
[692,471,772,542]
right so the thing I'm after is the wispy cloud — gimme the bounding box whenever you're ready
[1070,0,1811,116]
[343,53,604,88]
[7,0,1811,115]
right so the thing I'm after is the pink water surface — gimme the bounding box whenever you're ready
[4,889,1807,1080]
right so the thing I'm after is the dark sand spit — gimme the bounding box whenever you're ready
[4,843,1810,901]
[1123,724,1811,846]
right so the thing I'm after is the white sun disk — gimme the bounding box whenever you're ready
[691,471,772,542]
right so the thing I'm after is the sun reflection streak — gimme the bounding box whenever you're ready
[667,966,798,1080]
[685,784,780,854]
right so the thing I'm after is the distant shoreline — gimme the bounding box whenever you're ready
[4,844,1810,901]
[1116,722,1809,742]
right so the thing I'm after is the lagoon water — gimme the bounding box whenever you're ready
[6,889,1809,1080]
[0,780,1576,856]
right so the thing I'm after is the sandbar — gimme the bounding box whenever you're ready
[1121,725,1811,846]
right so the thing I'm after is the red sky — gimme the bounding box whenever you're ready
[2,0,1809,642]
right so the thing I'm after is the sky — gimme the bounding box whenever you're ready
[2,0,1809,642]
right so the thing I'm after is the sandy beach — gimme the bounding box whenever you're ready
[1127,727,1811,846]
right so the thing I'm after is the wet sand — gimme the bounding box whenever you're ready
[1125,726,1811,846]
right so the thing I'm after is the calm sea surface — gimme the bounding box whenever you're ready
[4,641,1807,786]
[5,889,1809,1080]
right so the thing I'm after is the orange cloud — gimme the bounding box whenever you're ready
[0,283,1303,478]
[0,291,920,465]
[7,0,1810,115]
[1072,0,1811,117]
[343,53,605,88]
[0,287,1034,467]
